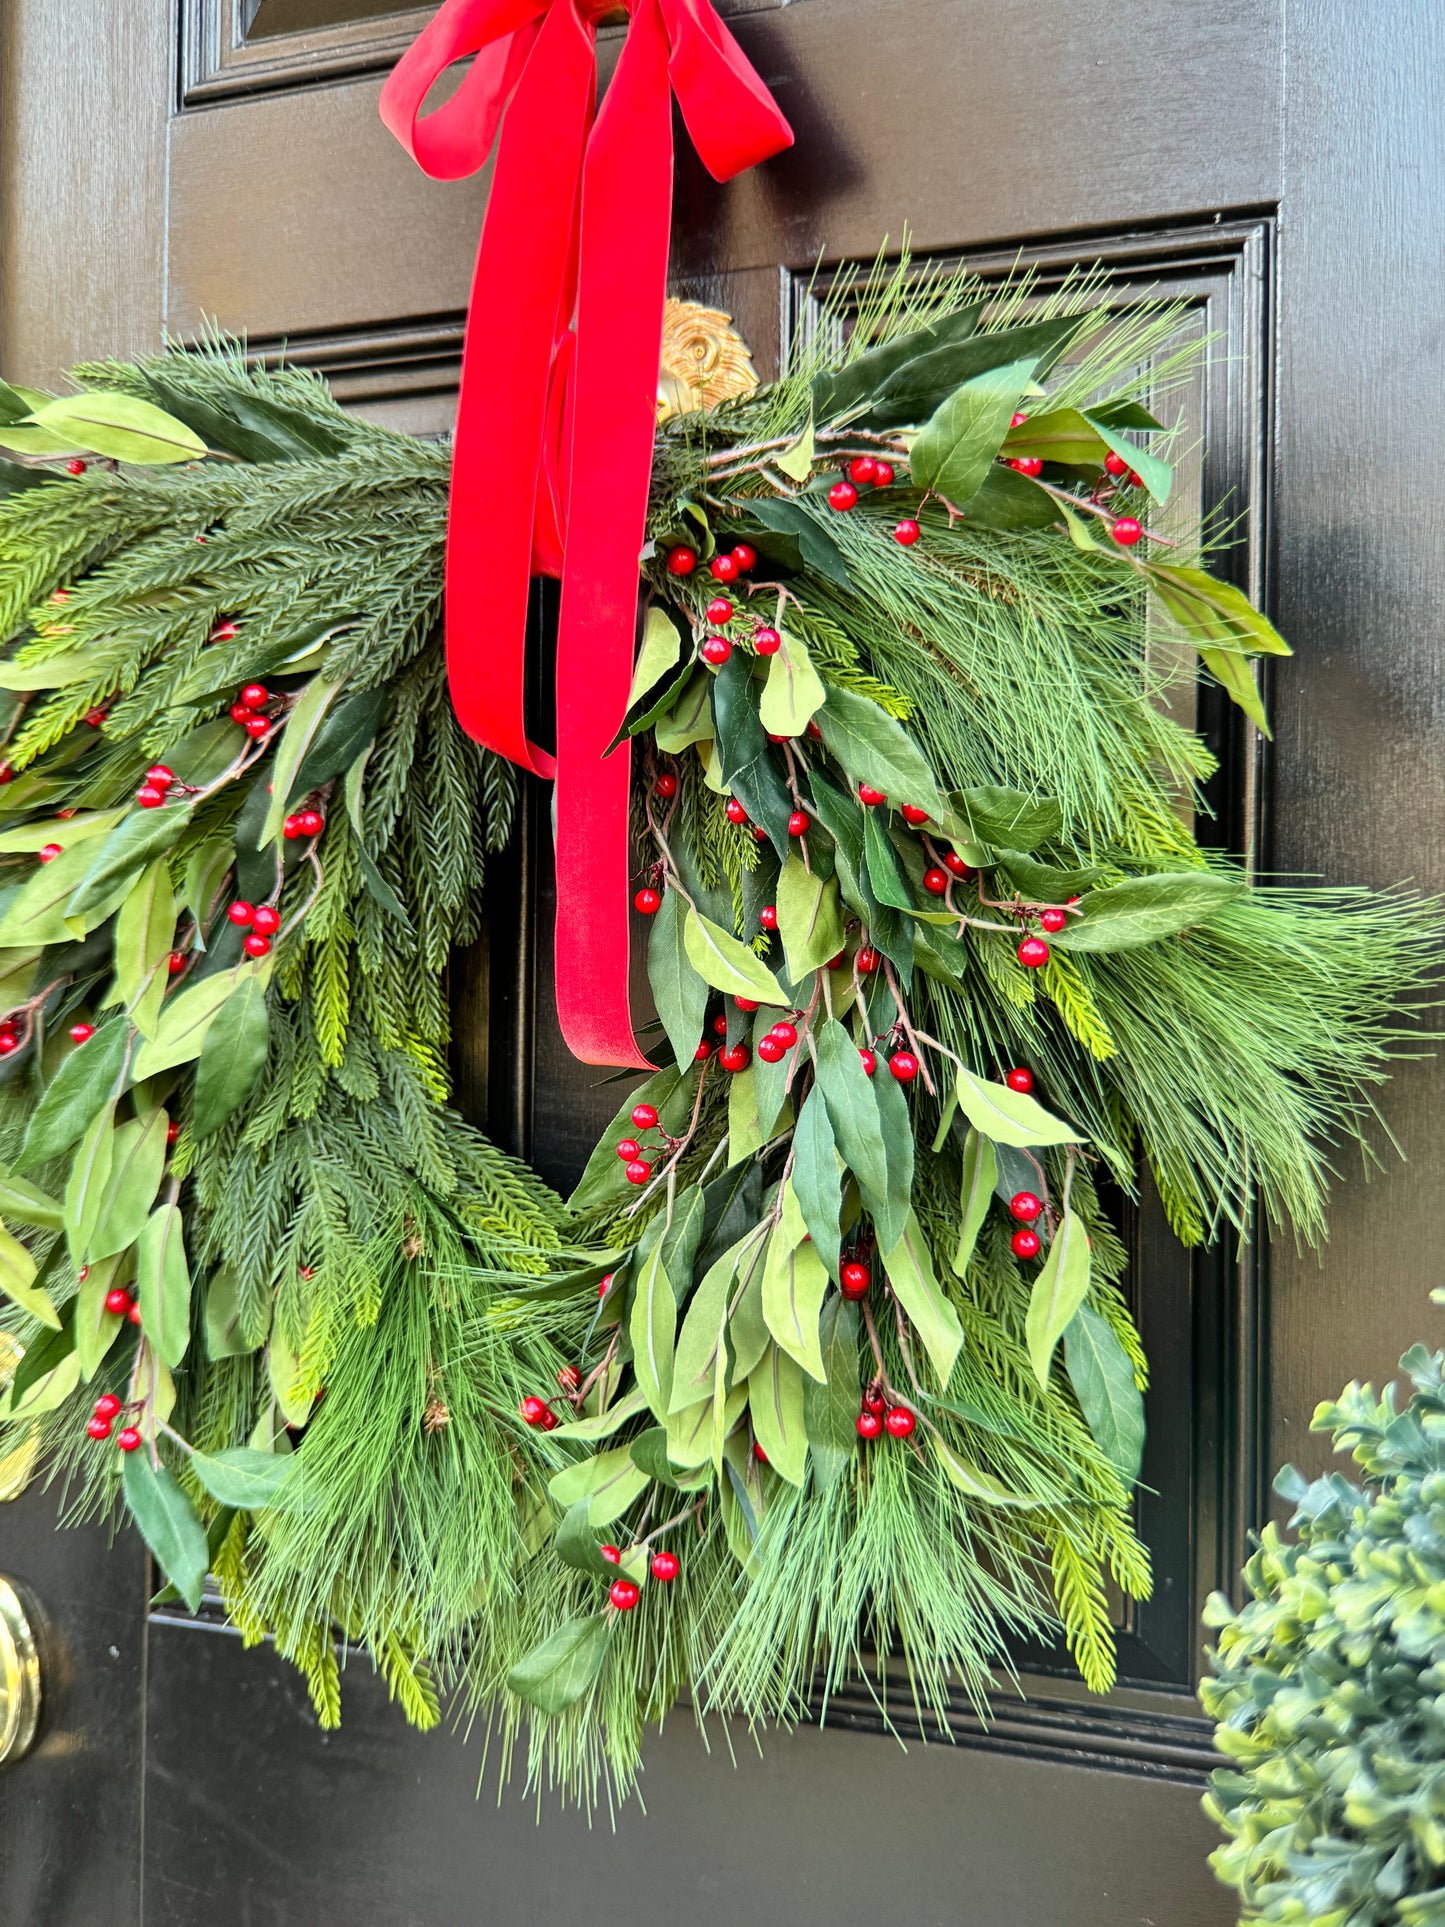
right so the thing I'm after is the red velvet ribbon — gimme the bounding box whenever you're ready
[380,0,793,1067]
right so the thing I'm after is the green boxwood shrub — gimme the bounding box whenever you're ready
[1202,1344,1445,1925]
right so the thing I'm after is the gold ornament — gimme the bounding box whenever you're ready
[657,299,758,422]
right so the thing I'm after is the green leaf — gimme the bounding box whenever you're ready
[192,972,270,1138]
[26,391,206,465]
[815,685,945,823]
[0,839,120,947]
[814,1018,903,1252]
[775,856,846,981]
[908,358,1038,505]
[190,1447,296,1511]
[204,1264,263,1359]
[871,1052,916,1233]
[89,1110,168,1262]
[74,1252,129,1378]
[1144,564,1291,657]
[952,1066,1080,1149]
[121,1451,209,1613]
[951,462,1059,531]
[1199,646,1271,734]
[137,1202,192,1369]
[145,375,349,463]
[668,1236,743,1413]
[811,302,983,424]
[1080,411,1173,504]
[861,809,915,913]
[506,1613,609,1716]
[259,677,342,848]
[0,1172,63,1232]
[758,630,826,738]
[807,768,913,978]
[114,858,176,1038]
[881,1209,962,1388]
[746,498,853,589]
[287,687,385,805]
[804,1296,860,1490]
[628,603,685,709]
[930,1436,1037,1506]
[628,1227,676,1422]
[790,1088,843,1279]
[131,966,249,1081]
[775,416,816,483]
[746,1341,808,1486]
[1025,1209,1092,1388]
[183,838,234,939]
[653,669,714,754]
[682,908,787,1006]
[63,1104,115,1263]
[709,651,795,850]
[761,1221,829,1384]
[628,1427,686,1489]
[553,1499,623,1579]
[647,889,710,1071]
[949,786,1064,850]
[17,1017,129,1171]
[1064,1304,1145,1485]
[869,316,1080,427]
[1050,872,1243,952]
[1001,405,1111,469]
[549,1385,650,1442]
[546,1445,649,1527]
[1089,398,1164,431]
[952,1128,997,1277]
[0,1222,59,1327]
[66,806,191,919]
[0,807,128,853]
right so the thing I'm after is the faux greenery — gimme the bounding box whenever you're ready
[0,266,1433,1807]
[1204,1347,1445,1926]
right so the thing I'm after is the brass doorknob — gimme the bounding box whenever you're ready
[0,1576,41,1765]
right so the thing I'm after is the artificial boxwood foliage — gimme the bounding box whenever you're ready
[1203,1344,1445,1926]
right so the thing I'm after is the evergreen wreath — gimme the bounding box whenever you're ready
[0,265,1433,1805]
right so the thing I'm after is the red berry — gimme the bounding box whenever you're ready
[0,763,12,783]
[239,684,268,709]
[1129,470,1144,489]
[539,1410,559,1431]
[1040,907,1067,934]
[734,996,760,1013]
[95,1393,122,1420]
[1007,457,1044,478]
[840,1262,871,1300]
[828,480,858,512]
[753,626,782,656]
[243,714,271,739]
[116,1427,142,1453]
[228,901,256,927]
[167,951,186,976]
[856,946,881,975]
[893,519,921,546]
[243,934,271,958]
[1010,412,1029,428]
[858,783,887,807]
[519,1396,549,1426]
[67,459,87,476]
[634,888,662,915]
[888,1051,919,1082]
[616,1138,641,1161]
[701,635,732,666]
[770,1021,798,1048]
[598,1272,615,1298]
[68,1023,94,1044]
[1011,1228,1041,1260]
[127,1302,143,1325]
[87,1416,112,1440]
[1005,1067,1034,1094]
[1110,516,1143,547]
[943,851,972,878]
[165,1121,179,1145]
[872,461,895,487]
[78,1267,89,1283]
[756,1035,785,1063]
[725,797,749,825]
[1018,937,1050,968]
[856,1410,883,1439]
[83,709,109,731]
[600,1544,622,1565]
[650,1550,680,1582]
[848,456,878,485]
[38,844,62,863]
[884,1406,916,1439]
[759,904,778,930]
[654,772,679,800]
[1103,451,1129,477]
[666,547,697,576]
[827,950,847,969]
[297,810,323,837]
[752,825,769,842]
[631,1103,659,1130]
[104,1288,131,1316]
[730,544,757,573]
[858,1048,876,1076]
[863,1389,887,1417]
[251,905,281,937]
[900,804,929,826]
[1009,1191,1043,1223]
[146,764,175,789]
[712,1014,729,1036]
[787,811,809,837]
[922,867,949,896]
[718,1043,750,1073]
[230,703,254,727]
[694,1040,713,1062]
[0,1033,18,1056]
[705,597,733,625]
[625,1159,653,1186]
[206,621,237,643]
[135,785,165,809]
[282,815,304,839]
[609,1578,641,1611]
[752,1441,768,1464]
[709,553,740,584]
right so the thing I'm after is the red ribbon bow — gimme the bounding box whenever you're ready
[381,0,792,1067]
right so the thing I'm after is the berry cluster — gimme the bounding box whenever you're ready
[599,1539,680,1611]
[615,1098,667,1186]
[855,1384,916,1440]
[135,762,177,810]
[85,1380,143,1452]
[228,681,275,741]
[665,540,758,583]
[826,453,898,515]
[227,898,283,960]
[1000,415,1149,547]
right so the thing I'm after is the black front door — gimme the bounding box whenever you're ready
[2,3,1442,1922]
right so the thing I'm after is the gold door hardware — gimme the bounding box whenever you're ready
[0,1576,41,1766]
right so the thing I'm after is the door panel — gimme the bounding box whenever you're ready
[2,3,1443,1923]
